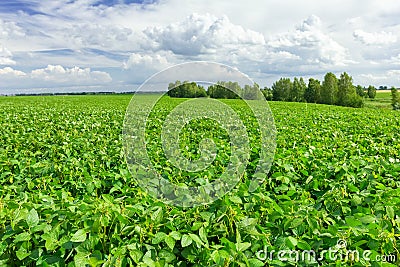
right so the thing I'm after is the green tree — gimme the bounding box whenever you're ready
[367,85,376,99]
[355,85,365,98]
[336,72,364,107]
[391,87,400,110]
[261,87,273,101]
[337,72,356,106]
[272,78,292,101]
[167,80,207,98]
[243,83,263,100]
[167,80,182,97]
[305,78,321,103]
[208,81,241,99]
[292,77,307,102]
[321,72,338,105]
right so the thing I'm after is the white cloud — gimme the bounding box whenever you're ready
[0,19,25,39]
[360,73,388,81]
[360,70,400,82]
[65,24,135,50]
[143,13,265,55]
[123,52,170,70]
[387,54,400,65]
[387,69,400,77]
[267,15,349,67]
[353,30,397,45]
[0,65,112,89]
[138,13,299,82]
[0,66,26,76]
[0,45,15,65]
[31,65,112,84]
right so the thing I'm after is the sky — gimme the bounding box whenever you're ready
[0,0,399,94]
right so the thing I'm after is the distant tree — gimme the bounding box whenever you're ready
[195,85,207,97]
[391,87,400,110]
[367,85,377,99]
[223,81,242,97]
[379,85,388,90]
[208,81,241,99]
[272,78,292,101]
[167,80,181,97]
[208,84,226,98]
[337,72,358,106]
[305,78,321,103]
[261,87,273,101]
[242,83,263,100]
[355,85,366,98]
[321,72,338,105]
[292,77,307,102]
[350,94,364,108]
[167,80,207,98]
[335,73,364,107]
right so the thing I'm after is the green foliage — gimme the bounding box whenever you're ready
[338,72,353,106]
[206,81,263,100]
[337,72,364,107]
[168,71,370,109]
[261,87,273,101]
[242,83,263,100]
[207,81,241,99]
[0,95,399,266]
[391,87,400,110]
[272,78,292,101]
[321,72,338,105]
[291,77,307,102]
[305,78,321,103]
[167,81,207,98]
[355,85,366,98]
[368,85,377,99]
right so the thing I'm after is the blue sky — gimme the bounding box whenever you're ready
[0,0,156,13]
[0,0,399,94]
[0,0,41,15]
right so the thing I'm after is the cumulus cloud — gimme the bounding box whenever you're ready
[139,13,308,74]
[123,14,354,79]
[0,45,15,65]
[267,15,349,67]
[0,19,25,38]
[0,65,112,89]
[31,65,112,84]
[353,30,397,45]
[143,13,265,55]
[0,66,26,77]
[123,52,170,69]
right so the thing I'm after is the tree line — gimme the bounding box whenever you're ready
[167,72,400,109]
[264,72,378,108]
[167,80,264,100]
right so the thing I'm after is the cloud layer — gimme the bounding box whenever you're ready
[0,0,399,93]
